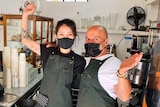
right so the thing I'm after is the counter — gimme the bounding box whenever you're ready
[0,73,43,107]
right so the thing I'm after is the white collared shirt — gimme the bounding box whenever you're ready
[85,54,121,99]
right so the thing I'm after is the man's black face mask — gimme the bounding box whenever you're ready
[84,43,102,57]
[58,38,74,49]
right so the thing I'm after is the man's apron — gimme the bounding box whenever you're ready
[36,53,74,107]
[77,56,116,107]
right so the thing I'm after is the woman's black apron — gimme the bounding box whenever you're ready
[35,53,74,107]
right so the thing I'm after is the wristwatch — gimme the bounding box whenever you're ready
[116,70,130,79]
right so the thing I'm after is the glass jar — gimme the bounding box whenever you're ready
[34,0,43,15]
[92,15,101,25]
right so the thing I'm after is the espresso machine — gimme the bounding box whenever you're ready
[127,19,160,106]
[126,35,151,107]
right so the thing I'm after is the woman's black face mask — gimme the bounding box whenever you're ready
[58,38,74,49]
[84,43,102,57]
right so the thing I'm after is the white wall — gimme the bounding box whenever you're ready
[0,0,159,60]
[0,0,158,28]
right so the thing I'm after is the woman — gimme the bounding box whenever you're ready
[21,4,86,107]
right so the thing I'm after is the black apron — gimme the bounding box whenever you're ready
[36,52,74,107]
[77,56,116,107]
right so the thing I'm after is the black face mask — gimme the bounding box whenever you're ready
[58,38,74,49]
[84,43,102,57]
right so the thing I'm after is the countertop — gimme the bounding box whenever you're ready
[0,73,43,107]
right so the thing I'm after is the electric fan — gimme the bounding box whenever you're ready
[127,6,146,30]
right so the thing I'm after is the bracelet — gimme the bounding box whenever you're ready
[21,28,29,39]
[116,70,129,79]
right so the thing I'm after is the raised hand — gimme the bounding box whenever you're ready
[23,4,36,16]
[119,52,143,74]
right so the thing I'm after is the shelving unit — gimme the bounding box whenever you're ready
[0,14,54,67]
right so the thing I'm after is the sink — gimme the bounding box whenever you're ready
[0,93,18,103]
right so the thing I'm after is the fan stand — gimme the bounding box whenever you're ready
[134,19,139,30]
[132,21,139,30]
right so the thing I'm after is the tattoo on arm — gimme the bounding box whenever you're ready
[21,28,30,39]
[21,28,39,54]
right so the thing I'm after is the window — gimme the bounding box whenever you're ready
[46,0,88,2]
[46,0,63,1]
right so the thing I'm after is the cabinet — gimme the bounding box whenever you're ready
[0,14,54,67]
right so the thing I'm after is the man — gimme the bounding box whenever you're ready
[76,25,143,107]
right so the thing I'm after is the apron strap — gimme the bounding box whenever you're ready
[100,56,113,64]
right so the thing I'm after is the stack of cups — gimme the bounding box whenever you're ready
[11,48,19,88]
[3,47,28,88]
[3,47,11,88]
[19,53,27,87]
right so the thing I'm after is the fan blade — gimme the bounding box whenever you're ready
[128,19,135,26]
[133,7,138,14]
[137,14,145,19]
[128,15,134,19]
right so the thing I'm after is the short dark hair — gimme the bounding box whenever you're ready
[55,18,77,37]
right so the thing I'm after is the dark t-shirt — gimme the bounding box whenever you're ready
[40,44,86,89]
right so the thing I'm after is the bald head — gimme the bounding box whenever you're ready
[86,25,108,39]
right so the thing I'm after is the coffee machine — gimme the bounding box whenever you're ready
[127,19,160,106]
[126,35,151,107]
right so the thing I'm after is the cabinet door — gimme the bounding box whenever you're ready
[2,14,53,67]
[5,19,22,49]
